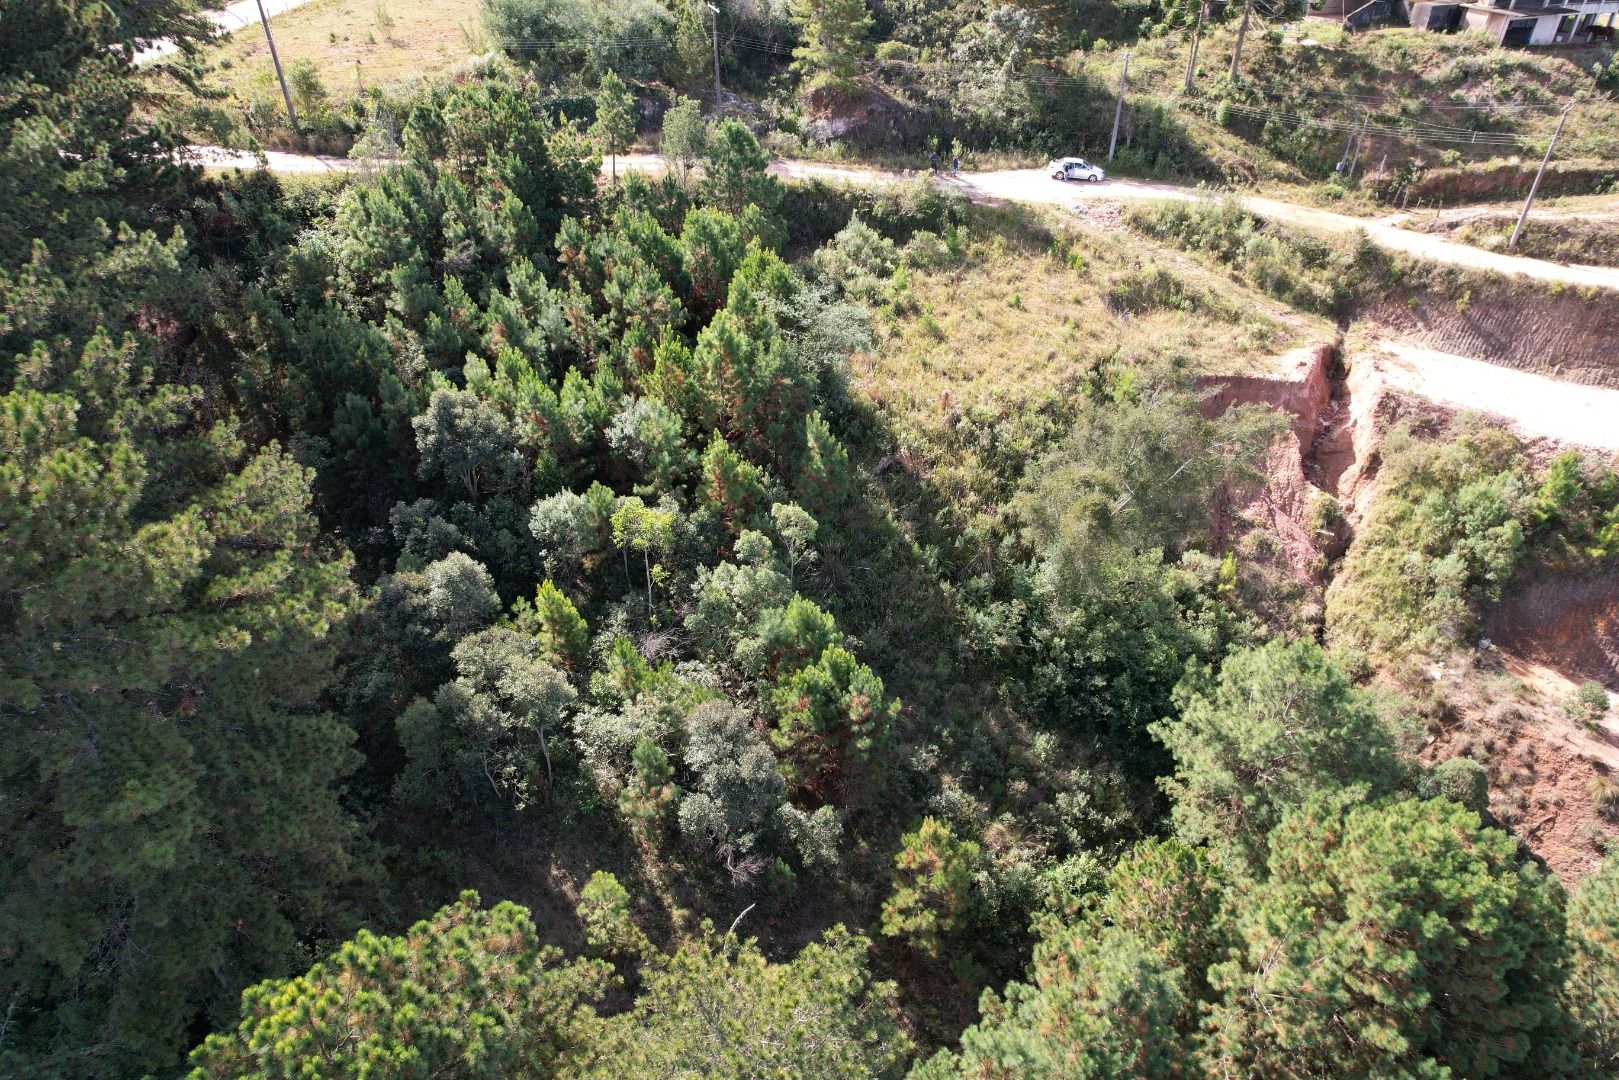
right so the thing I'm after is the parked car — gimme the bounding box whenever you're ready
[1048,157,1105,182]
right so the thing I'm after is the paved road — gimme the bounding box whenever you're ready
[185,145,1619,291]
[135,0,315,65]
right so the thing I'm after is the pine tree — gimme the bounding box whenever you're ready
[1206,797,1583,1079]
[187,892,611,1079]
[524,579,591,672]
[790,0,876,99]
[591,70,637,182]
[773,644,898,786]
[589,924,911,1078]
[1569,855,1619,1071]
[702,120,782,218]
[0,338,366,1073]
[880,818,979,957]
[1151,638,1407,873]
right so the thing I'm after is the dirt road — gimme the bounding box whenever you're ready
[1372,340,1619,453]
[959,169,1619,290]
[135,0,315,65]
[190,145,1619,290]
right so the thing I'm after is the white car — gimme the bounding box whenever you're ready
[1049,157,1105,183]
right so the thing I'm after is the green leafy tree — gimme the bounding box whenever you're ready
[397,628,577,810]
[880,817,979,956]
[1418,755,1490,816]
[591,70,637,181]
[677,701,788,872]
[589,924,911,1078]
[413,388,525,502]
[611,495,678,612]
[1206,797,1583,1079]
[374,551,502,678]
[1151,638,1407,873]
[770,502,819,586]
[187,892,610,1079]
[660,95,709,191]
[1327,422,1530,660]
[1569,855,1619,1071]
[790,0,876,97]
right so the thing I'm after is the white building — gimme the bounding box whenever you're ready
[1407,0,1619,44]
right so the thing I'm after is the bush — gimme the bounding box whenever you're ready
[1570,680,1613,727]
[1419,757,1490,817]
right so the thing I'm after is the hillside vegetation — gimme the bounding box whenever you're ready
[6,2,1619,1079]
[180,0,1619,206]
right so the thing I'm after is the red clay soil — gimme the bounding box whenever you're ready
[1486,571,1619,691]
[1422,654,1619,886]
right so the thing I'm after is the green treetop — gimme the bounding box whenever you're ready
[1151,638,1407,873]
[1206,797,1583,1079]
[188,891,611,1079]
[790,0,876,97]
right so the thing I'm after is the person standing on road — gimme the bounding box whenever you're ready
[952,154,959,177]
[929,150,938,173]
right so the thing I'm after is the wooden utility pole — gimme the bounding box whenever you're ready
[707,2,723,115]
[1108,51,1131,162]
[1230,0,1253,79]
[256,0,299,133]
[1509,103,1570,251]
[1184,2,1207,94]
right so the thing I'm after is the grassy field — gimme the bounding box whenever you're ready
[1082,26,1618,188]
[209,0,483,98]
[853,205,1329,536]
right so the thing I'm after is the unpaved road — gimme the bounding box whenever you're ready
[1373,340,1619,453]
[188,145,1619,290]
[135,0,315,65]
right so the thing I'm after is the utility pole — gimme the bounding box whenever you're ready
[1337,113,1357,173]
[1346,111,1370,179]
[256,0,299,133]
[1230,0,1253,80]
[1184,2,1206,94]
[707,3,723,115]
[1510,102,1570,251]
[1108,51,1131,162]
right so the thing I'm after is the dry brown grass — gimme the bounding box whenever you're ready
[209,0,482,96]
[851,204,1331,534]
[859,211,1316,422]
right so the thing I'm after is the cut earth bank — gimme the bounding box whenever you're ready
[1200,301,1619,883]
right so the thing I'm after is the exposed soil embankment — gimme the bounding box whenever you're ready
[1199,345,1333,443]
[1200,345,1340,584]
[1365,281,1619,389]
[1487,571,1619,691]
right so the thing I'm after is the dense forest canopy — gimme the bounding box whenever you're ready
[2,1,1618,1078]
